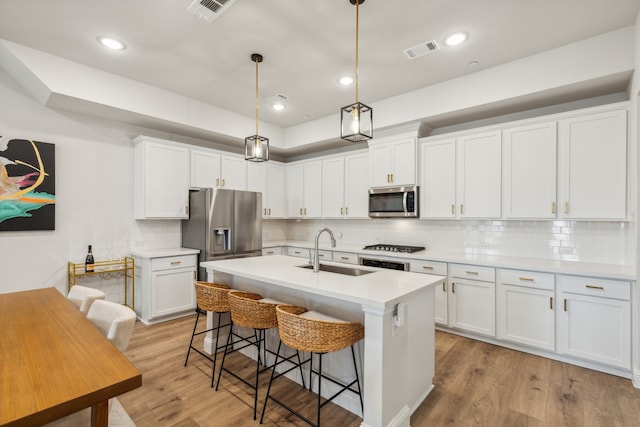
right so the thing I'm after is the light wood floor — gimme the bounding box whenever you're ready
[120,314,640,426]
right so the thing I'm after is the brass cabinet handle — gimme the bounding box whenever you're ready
[451,282,455,293]
[170,261,182,265]
[551,202,556,214]
[442,282,446,292]
[264,208,267,215]
[294,251,301,254]
[564,202,569,214]
[340,256,349,260]
[466,271,478,275]
[268,208,271,215]
[299,208,303,215]
[451,204,455,215]
[518,277,534,282]
[345,207,348,215]
[390,173,394,182]
[266,251,274,255]
[319,254,325,258]
[185,205,189,215]
[586,285,604,290]
[216,178,219,187]
[422,265,434,270]
[222,179,225,187]
[386,173,391,183]
[460,204,464,215]
[340,207,344,215]
[550,297,553,310]
[193,271,196,280]
[563,299,567,312]
[304,208,307,215]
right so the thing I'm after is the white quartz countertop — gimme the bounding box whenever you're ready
[263,240,636,280]
[131,247,200,258]
[201,255,444,308]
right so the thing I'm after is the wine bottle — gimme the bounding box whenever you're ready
[85,245,95,273]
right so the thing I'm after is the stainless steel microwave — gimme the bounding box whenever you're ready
[368,186,419,218]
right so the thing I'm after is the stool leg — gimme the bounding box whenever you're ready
[210,311,224,388]
[184,308,200,366]
[253,328,264,420]
[259,340,283,424]
[296,351,306,389]
[317,353,322,427]
[215,321,234,391]
[351,344,363,412]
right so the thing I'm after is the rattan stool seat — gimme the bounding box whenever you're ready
[184,281,232,387]
[260,305,364,426]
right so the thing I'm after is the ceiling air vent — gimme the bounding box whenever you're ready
[402,40,440,60]
[187,0,237,23]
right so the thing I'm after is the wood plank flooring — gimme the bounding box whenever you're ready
[119,314,640,426]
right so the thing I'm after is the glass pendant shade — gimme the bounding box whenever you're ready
[245,134,269,162]
[341,101,372,142]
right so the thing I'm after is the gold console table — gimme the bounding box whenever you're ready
[67,257,135,309]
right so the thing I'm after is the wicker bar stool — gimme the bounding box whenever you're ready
[184,281,232,387]
[216,291,305,421]
[260,305,364,427]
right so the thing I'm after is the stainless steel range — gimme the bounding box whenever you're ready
[360,244,426,271]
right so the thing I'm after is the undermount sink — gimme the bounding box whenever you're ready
[297,263,375,276]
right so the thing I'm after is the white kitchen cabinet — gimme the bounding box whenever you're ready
[369,136,416,188]
[247,161,286,218]
[410,260,448,326]
[456,131,502,218]
[420,131,501,219]
[332,251,359,265]
[447,264,495,337]
[558,108,627,219]
[133,136,190,219]
[502,122,557,219]
[322,152,369,219]
[262,247,283,256]
[286,160,322,218]
[557,275,631,369]
[497,269,555,351]
[133,251,198,324]
[190,149,246,190]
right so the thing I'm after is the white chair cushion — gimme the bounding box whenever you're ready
[67,285,106,315]
[86,300,137,352]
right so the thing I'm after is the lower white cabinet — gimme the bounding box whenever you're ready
[133,251,197,324]
[262,247,283,256]
[497,269,555,351]
[409,260,448,325]
[448,264,495,337]
[557,275,631,369]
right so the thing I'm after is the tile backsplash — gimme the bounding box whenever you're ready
[282,219,635,265]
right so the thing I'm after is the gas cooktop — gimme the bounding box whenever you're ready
[363,244,426,253]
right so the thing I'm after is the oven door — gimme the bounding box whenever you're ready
[368,186,418,218]
[359,256,410,271]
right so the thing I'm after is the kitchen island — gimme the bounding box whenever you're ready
[201,255,445,427]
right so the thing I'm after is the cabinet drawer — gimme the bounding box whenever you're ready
[497,269,554,291]
[450,264,495,282]
[311,250,333,261]
[287,247,310,258]
[262,247,283,256]
[410,260,447,276]
[558,275,630,301]
[151,255,196,272]
[333,252,359,265]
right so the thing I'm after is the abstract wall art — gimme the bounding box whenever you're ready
[0,136,56,231]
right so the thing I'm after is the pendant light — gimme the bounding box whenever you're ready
[340,0,372,143]
[245,53,269,162]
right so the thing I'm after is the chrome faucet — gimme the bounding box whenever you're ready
[313,227,336,272]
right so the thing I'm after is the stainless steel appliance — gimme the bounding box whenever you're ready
[368,186,419,218]
[359,244,425,271]
[182,188,262,280]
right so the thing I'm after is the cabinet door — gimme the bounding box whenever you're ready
[434,280,448,326]
[322,157,345,218]
[448,278,495,337]
[344,152,370,218]
[303,161,322,218]
[247,162,267,216]
[266,163,286,218]
[138,142,189,219]
[286,164,304,218]
[369,142,394,188]
[190,150,220,189]
[421,138,456,218]
[457,131,502,218]
[151,267,196,318]
[557,292,630,369]
[558,109,627,219]
[220,155,247,190]
[503,122,557,219]
[497,284,555,351]
[390,138,416,186]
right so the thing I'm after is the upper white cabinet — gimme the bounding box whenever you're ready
[190,150,246,190]
[502,122,557,219]
[134,136,189,219]
[369,136,416,188]
[247,161,286,219]
[286,160,322,218]
[322,152,369,219]
[558,109,627,219]
[420,131,501,219]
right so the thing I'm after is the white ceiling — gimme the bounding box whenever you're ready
[1,0,639,132]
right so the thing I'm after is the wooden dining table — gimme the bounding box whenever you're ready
[0,287,142,427]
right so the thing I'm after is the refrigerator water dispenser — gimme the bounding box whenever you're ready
[213,228,231,251]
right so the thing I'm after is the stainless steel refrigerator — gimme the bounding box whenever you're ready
[182,188,262,280]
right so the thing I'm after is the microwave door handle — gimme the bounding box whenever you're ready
[402,191,408,213]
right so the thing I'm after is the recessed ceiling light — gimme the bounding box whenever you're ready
[443,32,468,47]
[271,103,286,111]
[97,36,126,51]
[338,76,354,86]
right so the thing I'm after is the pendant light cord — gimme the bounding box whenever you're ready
[355,0,359,104]
[255,58,259,135]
